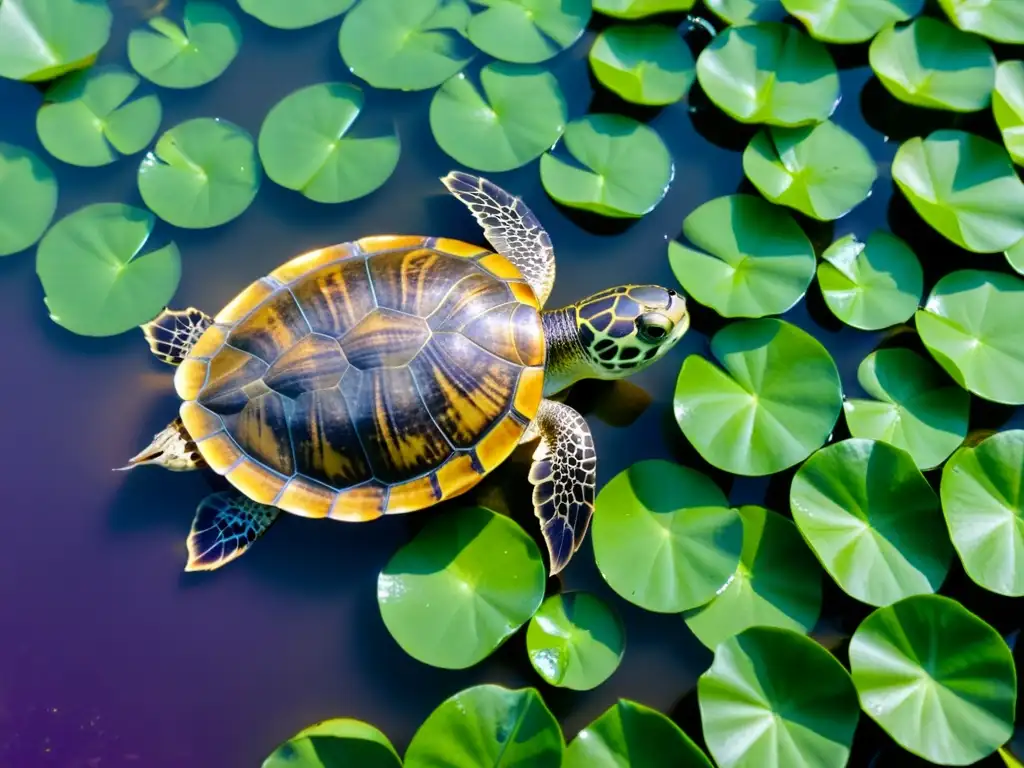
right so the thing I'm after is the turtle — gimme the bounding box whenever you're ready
[122,171,689,575]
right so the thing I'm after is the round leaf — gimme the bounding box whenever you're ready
[466,0,591,65]
[36,64,162,168]
[915,269,1024,405]
[258,82,399,203]
[563,699,714,768]
[588,25,695,106]
[404,684,563,767]
[849,594,1017,765]
[698,626,860,768]
[939,0,1024,44]
[0,142,58,257]
[429,62,566,172]
[816,231,922,331]
[591,459,742,614]
[377,505,546,669]
[262,718,401,768]
[706,0,788,25]
[994,60,1024,166]
[781,0,923,43]
[239,0,354,30]
[742,121,877,221]
[593,0,696,19]
[673,318,843,476]
[35,202,181,337]
[526,591,625,691]
[695,22,839,126]
[667,194,816,318]
[339,0,474,91]
[0,0,112,83]
[683,506,823,651]
[138,117,261,230]
[941,430,1024,597]
[127,1,241,89]
[539,113,672,218]
[892,130,1024,253]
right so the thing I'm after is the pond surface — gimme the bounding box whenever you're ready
[2,2,1022,766]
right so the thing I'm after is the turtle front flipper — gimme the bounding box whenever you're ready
[527,398,597,575]
[440,170,556,307]
[140,307,212,366]
[185,491,280,571]
[117,417,206,472]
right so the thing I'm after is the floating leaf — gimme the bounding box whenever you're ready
[994,60,1024,166]
[916,269,1024,405]
[1008,239,1024,274]
[849,594,1017,765]
[466,0,591,64]
[706,0,787,25]
[695,22,839,126]
[526,591,625,691]
[539,113,672,217]
[781,0,923,43]
[262,718,401,768]
[667,194,816,318]
[35,203,181,337]
[404,684,563,767]
[36,64,162,168]
[128,1,241,89]
[430,62,566,172]
[258,82,399,203]
[591,460,742,614]
[563,700,714,768]
[0,0,112,82]
[0,142,58,257]
[939,0,1024,44]
[138,117,261,230]
[588,25,695,106]
[892,130,1024,253]
[699,626,860,768]
[683,506,823,651]
[673,318,843,476]
[742,121,877,221]
[816,231,923,331]
[941,430,1024,597]
[377,506,545,669]
[238,0,355,30]
[339,0,474,91]
[593,0,696,19]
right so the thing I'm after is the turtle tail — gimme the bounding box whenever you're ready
[115,417,206,472]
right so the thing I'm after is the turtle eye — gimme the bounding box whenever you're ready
[637,312,672,343]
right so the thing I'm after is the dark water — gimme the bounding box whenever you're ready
[1,2,1022,766]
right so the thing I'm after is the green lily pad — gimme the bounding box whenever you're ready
[563,700,714,768]
[127,1,241,90]
[994,60,1024,166]
[36,64,162,168]
[941,430,1024,597]
[138,117,261,230]
[377,505,545,669]
[593,0,695,19]
[526,591,625,691]
[849,594,1017,765]
[239,0,354,30]
[742,121,877,221]
[404,684,563,767]
[466,0,591,65]
[868,17,996,113]
[673,318,843,476]
[915,269,1024,405]
[0,0,112,83]
[781,0,923,43]
[790,438,952,607]
[258,82,399,204]
[844,349,969,471]
[339,0,474,91]
[892,130,1024,253]
[35,203,181,337]
[667,194,815,318]
[539,113,672,218]
[1008,239,1024,274]
[588,25,695,106]
[816,231,923,331]
[695,22,840,126]
[262,718,401,768]
[0,142,58,257]
[429,62,567,172]
[683,506,823,651]
[939,0,1024,44]
[699,626,860,768]
[706,0,787,25]
[591,459,742,614]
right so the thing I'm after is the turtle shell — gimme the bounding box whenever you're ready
[172,235,546,521]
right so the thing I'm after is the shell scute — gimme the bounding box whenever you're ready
[289,387,371,488]
[367,247,479,317]
[227,288,311,364]
[340,308,430,370]
[291,257,376,339]
[227,392,295,477]
[264,333,348,398]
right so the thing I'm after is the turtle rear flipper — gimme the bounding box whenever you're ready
[116,417,206,472]
[141,307,212,366]
[186,491,280,571]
